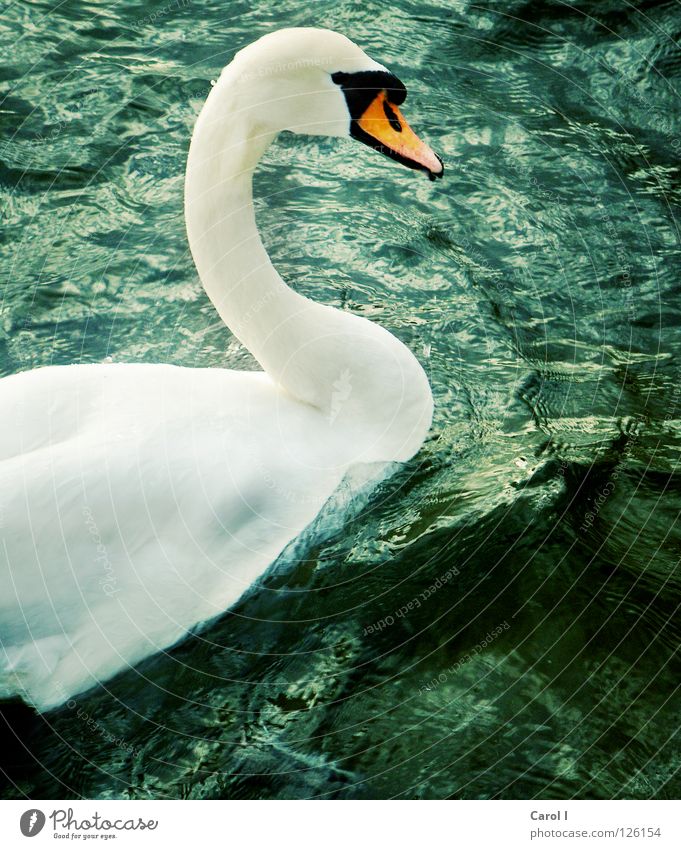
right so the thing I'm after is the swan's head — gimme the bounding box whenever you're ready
[226,28,444,180]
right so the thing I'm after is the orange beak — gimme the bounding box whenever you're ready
[355,90,443,180]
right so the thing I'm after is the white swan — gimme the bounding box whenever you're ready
[0,28,442,711]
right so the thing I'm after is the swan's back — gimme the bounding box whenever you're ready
[0,363,347,709]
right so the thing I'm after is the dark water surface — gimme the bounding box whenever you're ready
[2,0,681,799]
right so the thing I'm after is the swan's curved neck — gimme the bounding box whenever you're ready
[185,80,298,381]
[184,68,433,461]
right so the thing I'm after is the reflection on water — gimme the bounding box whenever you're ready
[1,0,680,799]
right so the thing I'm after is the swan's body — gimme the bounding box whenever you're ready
[0,28,441,710]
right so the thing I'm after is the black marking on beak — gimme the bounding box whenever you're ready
[429,153,444,181]
[383,100,402,132]
[331,69,407,120]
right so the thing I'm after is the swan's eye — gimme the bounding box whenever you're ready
[331,69,443,180]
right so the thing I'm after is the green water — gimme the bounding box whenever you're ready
[1,0,680,799]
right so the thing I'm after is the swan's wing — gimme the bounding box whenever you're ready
[0,363,342,708]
